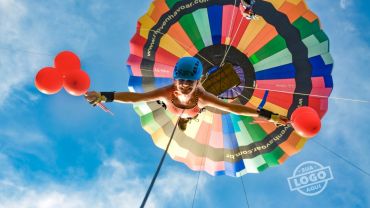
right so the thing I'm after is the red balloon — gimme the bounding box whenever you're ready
[63,70,90,96]
[54,51,81,77]
[35,67,63,94]
[290,107,321,138]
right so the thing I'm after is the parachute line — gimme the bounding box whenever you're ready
[189,126,201,208]
[240,176,250,208]
[191,170,202,208]
[140,114,182,208]
[238,86,370,104]
[191,126,210,208]
[220,17,245,67]
[223,0,239,60]
[313,140,370,177]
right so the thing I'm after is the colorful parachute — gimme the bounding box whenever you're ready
[127,0,333,177]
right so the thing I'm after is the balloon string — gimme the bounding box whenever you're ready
[96,103,114,116]
[238,85,370,104]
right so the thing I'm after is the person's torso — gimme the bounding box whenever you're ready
[159,86,204,118]
[166,101,202,118]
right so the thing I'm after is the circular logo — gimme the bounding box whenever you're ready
[287,161,334,196]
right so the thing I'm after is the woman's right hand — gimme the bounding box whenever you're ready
[84,91,102,106]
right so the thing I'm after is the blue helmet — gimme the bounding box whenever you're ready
[173,57,203,81]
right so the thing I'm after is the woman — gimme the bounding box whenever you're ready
[85,57,288,130]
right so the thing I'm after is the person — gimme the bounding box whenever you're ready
[240,0,257,20]
[85,57,288,131]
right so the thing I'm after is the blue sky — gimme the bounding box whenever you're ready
[1,0,370,207]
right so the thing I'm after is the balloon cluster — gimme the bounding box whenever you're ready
[35,51,90,96]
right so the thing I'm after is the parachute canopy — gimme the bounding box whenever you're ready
[127,0,333,177]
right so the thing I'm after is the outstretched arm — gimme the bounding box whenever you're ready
[200,91,289,125]
[201,91,258,117]
[113,89,165,103]
[85,87,167,104]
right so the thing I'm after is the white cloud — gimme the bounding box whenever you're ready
[273,2,370,207]
[307,1,370,169]
[0,135,207,208]
[306,3,370,114]
[0,153,204,208]
[0,0,104,108]
[0,0,51,108]
[1,0,369,207]
[340,0,351,9]
[0,128,55,164]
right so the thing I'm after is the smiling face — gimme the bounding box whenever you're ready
[174,79,198,95]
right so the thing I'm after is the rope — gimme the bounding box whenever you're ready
[240,176,250,208]
[312,140,370,177]
[231,86,369,105]
[140,114,182,208]
[239,85,370,104]
[220,17,245,67]
[223,0,238,59]
[217,8,244,101]
[191,169,202,208]
[191,117,211,208]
